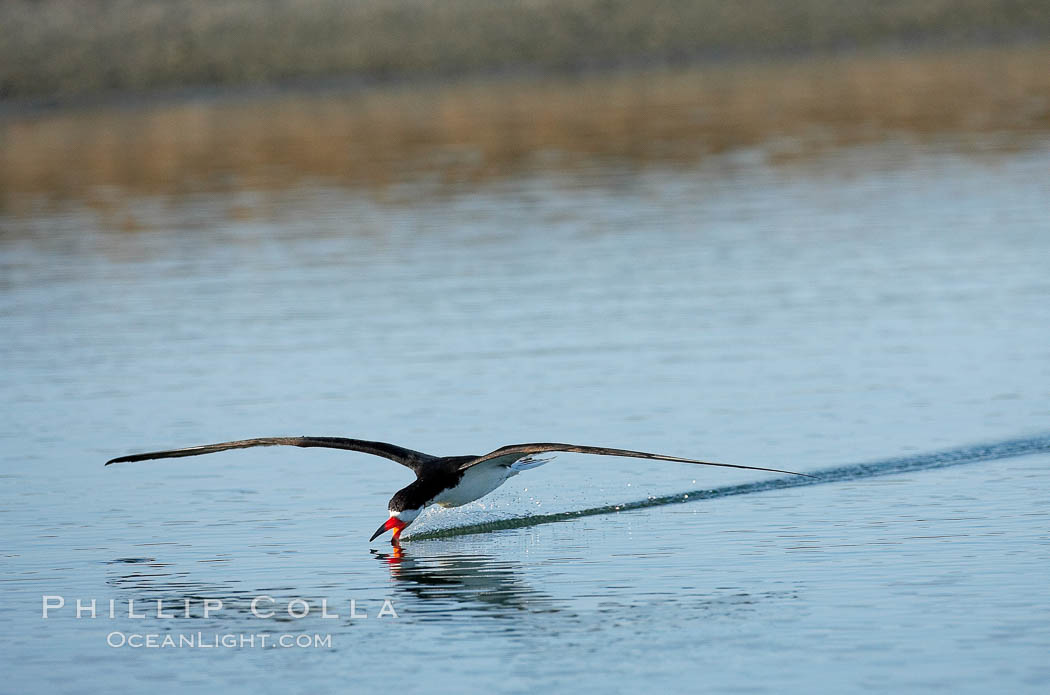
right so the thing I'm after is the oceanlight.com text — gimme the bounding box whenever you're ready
[106,632,333,649]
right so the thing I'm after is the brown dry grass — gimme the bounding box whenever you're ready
[2,45,1050,216]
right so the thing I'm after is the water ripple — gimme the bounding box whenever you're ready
[409,434,1050,540]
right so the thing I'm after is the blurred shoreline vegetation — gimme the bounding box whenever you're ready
[3,43,1049,218]
[2,0,1049,102]
[1,2,1050,218]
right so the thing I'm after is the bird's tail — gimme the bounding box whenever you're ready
[509,455,553,472]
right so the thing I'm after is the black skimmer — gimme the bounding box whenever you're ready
[106,437,811,543]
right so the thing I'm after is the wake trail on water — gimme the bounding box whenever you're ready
[407,434,1050,541]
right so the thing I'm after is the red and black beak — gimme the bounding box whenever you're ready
[370,516,407,542]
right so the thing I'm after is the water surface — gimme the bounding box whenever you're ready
[2,118,1050,693]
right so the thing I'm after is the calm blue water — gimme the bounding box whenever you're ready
[3,137,1050,693]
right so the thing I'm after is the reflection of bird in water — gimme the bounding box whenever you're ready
[107,437,810,543]
[372,547,554,613]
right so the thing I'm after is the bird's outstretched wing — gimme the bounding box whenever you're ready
[461,443,813,478]
[106,437,435,471]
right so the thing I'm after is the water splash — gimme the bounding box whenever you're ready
[408,434,1050,540]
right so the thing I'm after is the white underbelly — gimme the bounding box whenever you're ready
[432,465,517,508]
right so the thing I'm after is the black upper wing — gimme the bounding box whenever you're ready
[106,437,435,471]
[460,443,813,478]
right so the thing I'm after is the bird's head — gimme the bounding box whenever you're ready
[369,506,421,543]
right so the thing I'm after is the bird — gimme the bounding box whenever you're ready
[105,436,812,543]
